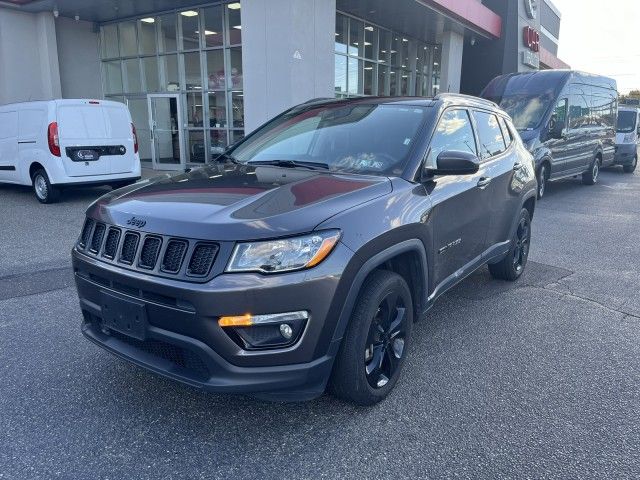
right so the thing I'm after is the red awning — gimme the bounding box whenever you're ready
[417,0,502,39]
[539,46,570,69]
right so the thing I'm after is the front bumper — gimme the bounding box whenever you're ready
[72,244,353,400]
[613,143,638,165]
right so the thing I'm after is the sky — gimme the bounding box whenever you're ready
[552,0,640,94]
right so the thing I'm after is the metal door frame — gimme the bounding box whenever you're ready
[147,93,185,171]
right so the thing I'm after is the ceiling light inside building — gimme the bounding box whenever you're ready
[181,10,199,17]
[195,30,218,35]
[233,25,242,30]
[365,26,373,31]
[228,2,241,9]
[402,38,408,42]
[364,66,373,70]
[141,17,155,23]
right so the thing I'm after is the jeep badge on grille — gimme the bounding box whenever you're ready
[126,216,147,228]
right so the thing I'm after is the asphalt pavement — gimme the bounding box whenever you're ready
[1,167,639,479]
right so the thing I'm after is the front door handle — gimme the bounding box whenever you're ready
[477,177,492,189]
[513,162,523,170]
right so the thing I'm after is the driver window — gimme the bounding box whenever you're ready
[427,109,477,167]
[553,99,567,127]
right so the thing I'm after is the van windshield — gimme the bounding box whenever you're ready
[488,94,554,131]
[229,104,430,176]
[617,110,637,133]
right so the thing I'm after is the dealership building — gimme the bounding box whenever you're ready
[0,0,568,170]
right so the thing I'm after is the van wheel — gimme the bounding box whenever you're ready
[582,157,600,185]
[489,208,531,282]
[537,163,549,199]
[32,169,60,204]
[623,156,637,174]
[329,270,413,406]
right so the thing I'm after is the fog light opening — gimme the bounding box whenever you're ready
[279,323,293,339]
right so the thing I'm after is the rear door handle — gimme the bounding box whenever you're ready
[513,162,523,170]
[477,177,492,189]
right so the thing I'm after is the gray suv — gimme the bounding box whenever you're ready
[72,94,537,405]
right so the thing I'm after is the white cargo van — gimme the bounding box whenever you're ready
[0,99,141,203]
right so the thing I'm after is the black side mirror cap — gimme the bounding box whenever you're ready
[425,151,480,178]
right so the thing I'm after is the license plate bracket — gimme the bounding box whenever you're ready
[100,291,148,340]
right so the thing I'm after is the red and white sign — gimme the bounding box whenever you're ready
[523,26,540,52]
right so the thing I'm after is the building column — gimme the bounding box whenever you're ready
[241,0,336,132]
[439,29,464,93]
[36,12,62,99]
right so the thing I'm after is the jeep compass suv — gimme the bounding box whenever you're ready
[72,95,537,405]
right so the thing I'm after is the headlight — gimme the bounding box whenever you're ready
[623,133,636,143]
[226,230,341,273]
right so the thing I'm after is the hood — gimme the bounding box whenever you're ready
[87,163,392,240]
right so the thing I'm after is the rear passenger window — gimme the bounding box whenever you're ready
[428,109,477,166]
[473,111,506,159]
[498,117,513,146]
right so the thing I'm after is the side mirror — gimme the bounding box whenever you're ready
[425,151,480,178]
[548,117,566,139]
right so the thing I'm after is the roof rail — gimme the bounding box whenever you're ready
[434,92,498,108]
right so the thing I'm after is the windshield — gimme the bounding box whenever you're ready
[617,110,637,133]
[488,94,554,130]
[230,104,430,176]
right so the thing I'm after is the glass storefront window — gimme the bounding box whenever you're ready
[210,129,228,156]
[119,21,138,57]
[183,52,202,91]
[432,46,441,96]
[161,54,180,91]
[158,13,178,53]
[230,129,244,145]
[184,93,203,127]
[208,92,227,128]
[335,12,439,98]
[138,18,157,55]
[231,91,244,128]
[335,13,348,54]
[101,24,119,58]
[180,10,201,50]
[229,48,243,89]
[123,58,142,93]
[203,6,224,48]
[364,62,375,96]
[206,50,226,90]
[334,54,347,96]
[227,3,242,45]
[187,130,206,163]
[100,5,244,165]
[142,56,159,92]
[348,18,364,57]
[103,60,123,94]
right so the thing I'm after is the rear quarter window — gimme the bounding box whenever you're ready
[18,109,45,139]
[472,110,507,159]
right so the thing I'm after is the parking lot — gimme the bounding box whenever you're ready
[1,168,639,479]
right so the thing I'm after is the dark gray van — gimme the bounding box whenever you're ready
[482,71,618,198]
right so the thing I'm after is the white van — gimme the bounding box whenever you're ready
[614,106,639,174]
[0,99,141,203]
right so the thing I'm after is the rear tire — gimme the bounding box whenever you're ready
[489,208,531,282]
[582,157,600,185]
[536,163,549,199]
[623,156,637,174]
[329,270,413,406]
[32,169,60,204]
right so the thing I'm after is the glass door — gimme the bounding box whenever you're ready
[147,94,185,170]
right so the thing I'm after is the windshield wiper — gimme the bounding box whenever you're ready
[247,159,330,170]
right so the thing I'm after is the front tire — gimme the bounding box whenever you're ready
[329,270,413,406]
[623,156,637,174]
[32,169,60,204]
[582,157,600,185]
[489,208,531,281]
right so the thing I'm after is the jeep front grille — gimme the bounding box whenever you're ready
[76,218,220,282]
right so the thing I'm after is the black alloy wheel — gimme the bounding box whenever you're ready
[364,291,408,389]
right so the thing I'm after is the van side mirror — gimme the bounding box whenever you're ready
[548,117,566,139]
[425,151,480,178]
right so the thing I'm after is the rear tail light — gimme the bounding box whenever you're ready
[131,123,138,154]
[47,122,61,157]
